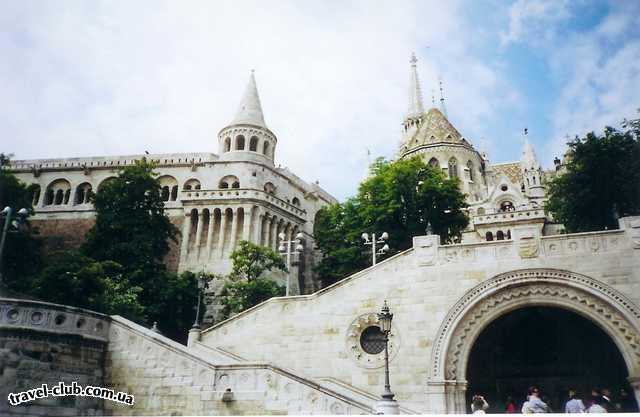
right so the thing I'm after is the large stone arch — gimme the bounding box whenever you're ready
[427,269,640,413]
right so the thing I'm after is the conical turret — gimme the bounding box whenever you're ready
[218,71,277,164]
[407,53,424,120]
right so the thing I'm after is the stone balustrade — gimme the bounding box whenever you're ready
[0,298,110,342]
[472,208,546,225]
[182,187,307,218]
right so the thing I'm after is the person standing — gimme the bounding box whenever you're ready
[471,395,489,414]
[505,395,517,413]
[587,395,608,413]
[565,389,586,413]
[521,387,551,413]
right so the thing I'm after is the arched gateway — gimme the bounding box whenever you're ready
[426,269,640,413]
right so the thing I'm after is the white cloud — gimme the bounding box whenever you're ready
[500,0,571,46]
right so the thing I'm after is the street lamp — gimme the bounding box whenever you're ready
[191,271,209,329]
[376,300,399,414]
[0,206,30,284]
[361,232,390,266]
[278,231,304,296]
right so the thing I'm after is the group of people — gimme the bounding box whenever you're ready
[470,386,637,414]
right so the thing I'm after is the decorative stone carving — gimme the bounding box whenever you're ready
[345,313,399,369]
[429,269,640,382]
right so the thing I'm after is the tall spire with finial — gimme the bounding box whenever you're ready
[232,70,267,128]
[439,78,448,118]
[407,53,424,119]
[521,127,540,169]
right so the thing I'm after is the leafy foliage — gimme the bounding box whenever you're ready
[546,117,640,232]
[230,240,287,281]
[314,156,468,287]
[0,153,43,291]
[216,240,286,320]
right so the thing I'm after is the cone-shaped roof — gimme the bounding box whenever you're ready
[521,138,540,170]
[231,71,267,128]
[407,53,424,119]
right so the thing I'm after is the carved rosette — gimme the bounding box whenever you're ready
[345,313,400,369]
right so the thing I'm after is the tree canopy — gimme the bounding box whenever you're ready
[546,116,640,232]
[314,156,468,287]
[229,240,287,281]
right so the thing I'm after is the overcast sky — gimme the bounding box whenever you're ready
[2,0,639,200]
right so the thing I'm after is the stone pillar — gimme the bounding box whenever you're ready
[179,211,192,266]
[253,210,263,244]
[204,207,215,260]
[193,209,204,259]
[269,218,277,250]
[242,206,252,242]
[187,326,201,348]
[217,209,228,258]
[229,208,239,251]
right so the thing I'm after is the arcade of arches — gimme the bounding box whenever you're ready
[467,306,635,413]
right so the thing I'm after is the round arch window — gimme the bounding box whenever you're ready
[360,325,386,354]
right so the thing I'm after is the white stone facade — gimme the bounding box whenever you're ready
[8,73,337,300]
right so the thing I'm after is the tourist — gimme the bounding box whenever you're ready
[471,394,489,414]
[587,395,608,413]
[601,388,612,411]
[565,389,586,413]
[505,396,517,413]
[521,387,551,413]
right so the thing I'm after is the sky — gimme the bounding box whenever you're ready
[1,0,639,201]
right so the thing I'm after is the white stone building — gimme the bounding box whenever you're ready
[398,54,562,245]
[8,72,337,304]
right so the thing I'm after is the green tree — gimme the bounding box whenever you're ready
[217,240,286,319]
[81,158,196,342]
[33,251,145,320]
[546,118,640,232]
[0,153,43,293]
[314,156,468,287]
[229,240,287,281]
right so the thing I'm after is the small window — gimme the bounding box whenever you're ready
[496,230,505,241]
[467,161,474,181]
[263,141,270,156]
[235,135,245,150]
[224,137,231,152]
[486,232,494,241]
[360,326,386,355]
[428,157,439,168]
[292,197,300,206]
[501,185,508,192]
[249,136,259,151]
[448,158,458,179]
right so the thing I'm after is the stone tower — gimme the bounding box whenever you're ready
[521,137,545,200]
[218,71,278,164]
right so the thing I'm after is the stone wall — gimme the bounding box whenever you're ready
[199,218,640,413]
[0,298,110,417]
[30,218,95,256]
[105,316,372,415]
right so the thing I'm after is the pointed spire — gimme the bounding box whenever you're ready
[407,53,424,119]
[232,70,267,128]
[521,128,540,169]
[439,78,448,118]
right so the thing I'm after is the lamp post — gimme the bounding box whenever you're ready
[0,206,30,285]
[376,300,399,414]
[361,232,389,266]
[278,232,304,296]
[192,271,209,329]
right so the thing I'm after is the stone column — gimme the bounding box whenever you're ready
[229,208,239,251]
[69,185,77,207]
[193,209,204,259]
[242,206,253,242]
[204,207,215,260]
[269,217,277,250]
[179,211,192,266]
[217,208,228,258]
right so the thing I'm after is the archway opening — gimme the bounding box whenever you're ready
[466,306,632,413]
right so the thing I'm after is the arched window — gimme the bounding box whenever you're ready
[224,137,231,152]
[219,175,239,190]
[75,183,92,205]
[292,197,300,206]
[249,136,259,151]
[45,179,71,206]
[170,185,178,201]
[263,141,270,157]
[161,186,170,201]
[183,179,201,190]
[428,157,439,168]
[500,201,514,212]
[506,230,512,240]
[235,135,245,150]
[496,230,505,241]
[448,158,458,178]
[264,182,276,195]
[486,231,494,241]
[477,207,485,215]
[30,185,41,206]
[467,160,474,181]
